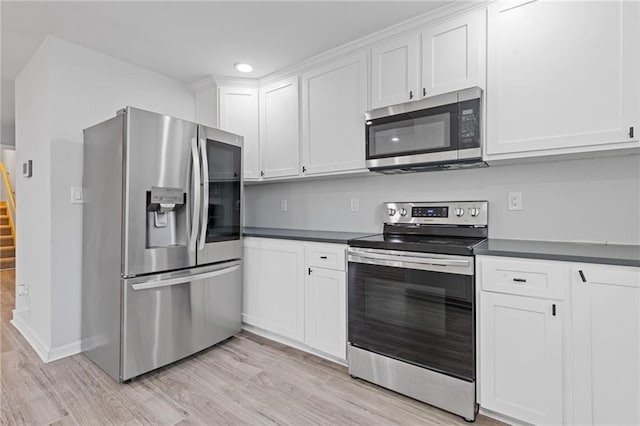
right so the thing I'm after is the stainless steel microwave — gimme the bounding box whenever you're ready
[365,87,484,173]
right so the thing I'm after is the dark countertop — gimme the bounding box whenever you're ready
[475,239,640,267]
[243,227,376,245]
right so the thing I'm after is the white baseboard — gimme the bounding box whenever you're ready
[479,407,527,426]
[242,323,347,367]
[11,308,49,362]
[47,339,82,362]
[11,308,81,362]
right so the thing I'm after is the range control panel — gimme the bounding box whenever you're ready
[412,206,449,218]
[384,201,488,226]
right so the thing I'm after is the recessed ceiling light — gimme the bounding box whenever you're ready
[391,137,400,142]
[234,62,253,73]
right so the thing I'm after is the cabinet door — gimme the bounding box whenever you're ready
[480,292,563,425]
[242,238,305,341]
[572,265,640,426]
[259,77,300,178]
[301,53,367,175]
[371,34,419,109]
[305,267,346,360]
[486,0,639,156]
[218,87,260,180]
[421,9,485,98]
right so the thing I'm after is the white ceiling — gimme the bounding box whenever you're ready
[1,1,451,129]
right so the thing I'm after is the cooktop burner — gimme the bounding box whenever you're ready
[348,201,488,256]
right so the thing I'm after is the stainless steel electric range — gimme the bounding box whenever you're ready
[347,201,488,422]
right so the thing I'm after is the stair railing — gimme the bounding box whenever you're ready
[0,163,16,244]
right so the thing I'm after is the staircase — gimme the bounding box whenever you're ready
[0,202,14,270]
[0,204,14,270]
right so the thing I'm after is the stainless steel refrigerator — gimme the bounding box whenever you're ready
[82,107,243,382]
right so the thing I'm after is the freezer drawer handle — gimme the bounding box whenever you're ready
[131,265,240,291]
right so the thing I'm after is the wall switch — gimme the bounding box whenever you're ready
[22,160,33,178]
[280,199,287,212]
[350,198,359,212]
[71,187,84,204]
[508,192,523,211]
[17,284,28,296]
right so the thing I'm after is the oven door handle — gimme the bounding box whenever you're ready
[347,251,470,267]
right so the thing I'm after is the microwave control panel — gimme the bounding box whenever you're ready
[458,98,480,147]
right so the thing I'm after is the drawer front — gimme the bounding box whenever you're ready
[306,244,346,271]
[122,261,242,380]
[479,256,568,300]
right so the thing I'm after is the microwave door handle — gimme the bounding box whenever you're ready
[190,137,201,252]
[198,137,209,250]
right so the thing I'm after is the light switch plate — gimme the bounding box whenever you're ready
[280,199,287,212]
[71,187,84,204]
[22,160,33,178]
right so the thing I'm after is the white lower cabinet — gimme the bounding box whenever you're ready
[478,255,567,425]
[480,292,563,425]
[305,266,346,360]
[571,264,640,426]
[479,255,640,426]
[242,237,347,362]
[242,238,305,341]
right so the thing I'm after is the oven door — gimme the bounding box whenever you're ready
[347,248,475,381]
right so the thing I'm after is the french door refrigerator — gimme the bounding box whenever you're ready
[82,107,243,382]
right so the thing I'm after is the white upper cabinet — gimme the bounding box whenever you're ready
[486,0,640,158]
[218,87,260,180]
[571,264,640,426]
[301,53,367,175]
[259,76,300,178]
[421,9,485,98]
[371,34,420,109]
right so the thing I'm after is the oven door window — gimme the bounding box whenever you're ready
[366,103,458,159]
[348,262,474,381]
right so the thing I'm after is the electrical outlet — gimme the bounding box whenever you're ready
[280,199,287,212]
[508,192,523,211]
[350,198,359,212]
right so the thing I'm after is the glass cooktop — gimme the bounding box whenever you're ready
[348,233,486,256]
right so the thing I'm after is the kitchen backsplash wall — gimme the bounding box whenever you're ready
[245,154,640,245]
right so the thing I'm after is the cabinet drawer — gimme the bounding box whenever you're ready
[479,256,568,300]
[306,245,346,271]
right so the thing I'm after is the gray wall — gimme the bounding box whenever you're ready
[245,154,640,245]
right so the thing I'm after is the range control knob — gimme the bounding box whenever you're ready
[454,207,465,217]
[469,207,480,217]
[399,208,407,216]
[388,208,397,216]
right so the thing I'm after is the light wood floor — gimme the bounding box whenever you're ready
[0,270,503,425]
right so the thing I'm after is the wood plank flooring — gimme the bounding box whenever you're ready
[0,270,504,425]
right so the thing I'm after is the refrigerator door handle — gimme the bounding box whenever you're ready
[131,264,240,291]
[198,137,209,250]
[190,137,201,252]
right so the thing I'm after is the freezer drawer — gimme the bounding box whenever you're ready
[122,260,241,381]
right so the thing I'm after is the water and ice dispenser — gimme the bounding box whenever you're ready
[146,186,186,248]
